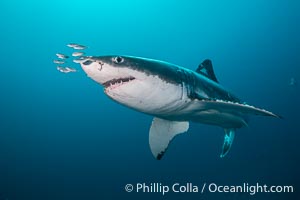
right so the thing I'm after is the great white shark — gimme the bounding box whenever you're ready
[79,55,280,160]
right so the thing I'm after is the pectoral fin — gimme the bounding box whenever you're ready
[149,117,189,160]
[220,128,235,158]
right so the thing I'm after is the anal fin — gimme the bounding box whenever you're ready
[149,117,189,160]
[220,128,235,158]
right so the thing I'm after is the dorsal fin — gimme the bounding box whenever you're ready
[196,59,219,83]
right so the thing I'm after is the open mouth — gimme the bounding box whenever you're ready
[103,76,136,88]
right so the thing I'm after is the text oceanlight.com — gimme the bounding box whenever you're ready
[124,182,294,195]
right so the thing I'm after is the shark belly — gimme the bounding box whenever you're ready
[104,75,190,116]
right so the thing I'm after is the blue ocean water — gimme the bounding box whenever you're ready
[0,0,299,199]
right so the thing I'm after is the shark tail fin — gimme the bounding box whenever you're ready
[220,128,236,158]
[149,117,189,160]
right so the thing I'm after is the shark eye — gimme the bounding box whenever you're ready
[113,56,124,64]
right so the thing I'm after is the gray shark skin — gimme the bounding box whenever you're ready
[80,55,280,160]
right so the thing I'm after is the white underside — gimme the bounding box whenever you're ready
[105,73,187,115]
[105,73,248,128]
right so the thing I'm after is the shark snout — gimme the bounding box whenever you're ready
[81,59,102,72]
[80,59,116,85]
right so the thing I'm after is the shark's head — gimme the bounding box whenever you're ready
[80,55,184,114]
[81,55,138,87]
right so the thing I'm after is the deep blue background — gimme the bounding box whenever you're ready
[0,0,299,199]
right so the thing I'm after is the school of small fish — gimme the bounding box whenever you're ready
[54,43,88,73]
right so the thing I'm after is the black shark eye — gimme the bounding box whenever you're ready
[113,56,124,64]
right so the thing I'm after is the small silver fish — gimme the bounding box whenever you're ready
[73,45,86,50]
[67,43,78,48]
[56,53,69,59]
[65,67,77,72]
[57,66,77,73]
[67,43,87,50]
[73,59,85,64]
[72,52,84,57]
[53,59,65,64]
